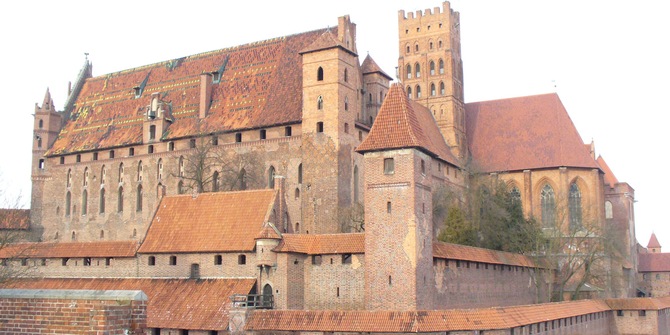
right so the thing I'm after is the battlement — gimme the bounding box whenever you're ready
[398,1,454,20]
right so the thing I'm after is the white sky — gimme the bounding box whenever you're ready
[0,1,668,247]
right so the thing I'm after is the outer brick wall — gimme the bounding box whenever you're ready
[0,289,146,334]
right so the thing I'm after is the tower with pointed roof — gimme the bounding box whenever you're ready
[648,233,661,253]
[398,2,466,158]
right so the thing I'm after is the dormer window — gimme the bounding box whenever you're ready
[134,86,142,99]
[212,71,222,84]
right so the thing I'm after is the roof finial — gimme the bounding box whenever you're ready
[84,52,89,61]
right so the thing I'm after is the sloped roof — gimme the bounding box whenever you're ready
[256,222,282,240]
[465,93,600,173]
[361,54,393,80]
[433,241,542,268]
[138,190,276,253]
[274,233,365,255]
[597,155,619,188]
[245,300,610,332]
[606,296,670,310]
[0,241,138,259]
[356,84,459,166]
[299,30,356,56]
[0,209,29,230]
[648,233,662,249]
[638,252,670,272]
[4,278,255,331]
[47,28,330,155]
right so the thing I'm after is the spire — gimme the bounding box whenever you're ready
[648,232,661,253]
[42,88,54,112]
[361,54,393,80]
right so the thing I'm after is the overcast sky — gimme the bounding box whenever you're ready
[1,1,668,247]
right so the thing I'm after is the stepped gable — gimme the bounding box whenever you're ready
[274,233,364,255]
[597,156,619,188]
[0,241,138,259]
[138,190,276,253]
[356,84,459,166]
[361,54,393,80]
[299,29,356,56]
[465,93,600,173]
[0,209,29,230]
[5,278,255,331]
[47,28,328,156]
[245,300,610,332]
[648,233,662,249]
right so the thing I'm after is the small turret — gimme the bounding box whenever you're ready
[648,233,661,253]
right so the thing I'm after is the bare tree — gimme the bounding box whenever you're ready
[338,202,365,233]
[0,184,37,284]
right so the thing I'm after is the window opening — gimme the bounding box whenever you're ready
[384,158,394,174]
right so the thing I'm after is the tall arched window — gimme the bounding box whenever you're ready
[317,67,324,81]
[136,184,143,212]
[510,187,521,203]
[298,164,303,184]
[81,190,88,215]
[353,165,359,203]
[178,156,184,177]
[439,59,445,74]
[430,83,436,96]
[99,188,106,214]
[415,85,421,98]
[67,169,72,188]
[569,183,582,230]
[344,68,348,82]
[178,181,184,194]
[117,186,124,212]
[137,161,143,182]
[344,96,349,111]
[212,171,219,192]
[268,166,276,188]
[317,96,323,110]
[406,64,412,79]
[100,165,106,185]
[540,184,555,227]
[407,86,412,99]
[605,201,613,219]
[118,163,124,183]
[38,119,43,128]
[65,191,71,216]
[440,82,445,95]
[430,61,435,75]
[415,63,421,78]
[239,168,247,190]
[157,159,163,180]
[83,167,89,187]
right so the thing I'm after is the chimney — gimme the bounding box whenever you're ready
[199,73,213,119]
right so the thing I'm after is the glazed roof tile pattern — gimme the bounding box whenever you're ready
[0,241,138,259]
[433,241,542,268]
[648,232,662,249]
[597,156,619,188]
[356,84,459,166]
[4,278,255,331]
[245,300,611,332]
[138,190,276,253]
[465,93,600,173]
[361,54,393,80]
[638,252,670,272]
[274,233,365,255]
[606,296,670,310]
[48,28,329,155]
[0,209,29,230]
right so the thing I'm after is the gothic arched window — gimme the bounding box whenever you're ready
[81,189,88,215]
[317,96,323,110]
[268,166,276,189]
[439,59,445,74]
[99,188,105,214]
[569,183,582,230]
[406,64,412,79]
[415,63,421,78]
[317,67,324,81]
[540,184,555,227]
[430,83,436,96]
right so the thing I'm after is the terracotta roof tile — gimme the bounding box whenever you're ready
[256,222,282,240]
[4,278,254,331]
[361,54,393,80]
[48,29,328,155]
[0,241,138,259]
[274,233,364,255]
[300,30,355,56]
[597,155,619,188]
[0,209,29,230]
[606,296,670,310]
[356,84,459,166]
[465,94,600,173]
[648,232,662,249]
[245,300,610,332]
[638,252,670,272]
[433,241,544,268]
[138,190,276,253]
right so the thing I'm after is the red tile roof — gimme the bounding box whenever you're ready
[300,30,355,56]
[361,54,393,80]
[606,296,670,310]
[0,209,29,230]
[274,233,365,255]
[47,28,329,155]
[433,241,543,268]
[245,300,610,332]
[638,252,670,272]
[256,222,282,240]
[597,155,619,188]
[4,278,254,331]
[465,94,600,173]
[648,232,662,249]
[138,190,276,253]
[356,84,459,166]
[0,241,138,259]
